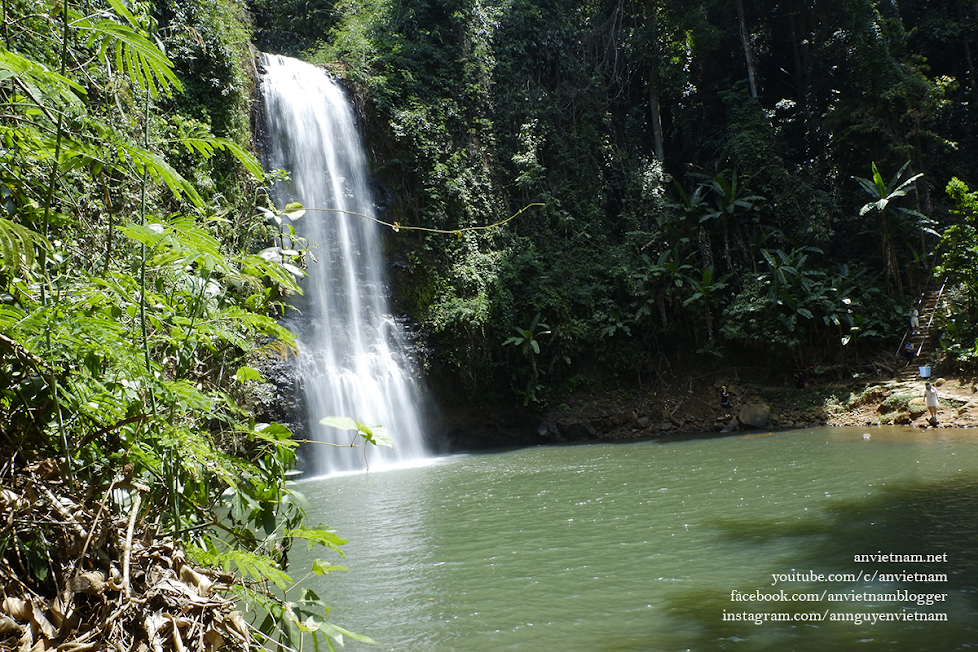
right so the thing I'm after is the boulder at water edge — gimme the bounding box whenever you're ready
[908,397,928,420]
[738,403,771,428]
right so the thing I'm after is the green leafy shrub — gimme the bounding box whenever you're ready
[0,2,368,648]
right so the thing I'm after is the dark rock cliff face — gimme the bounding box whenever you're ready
[432,403,547,452]
[249,47,271,171]
[251,354,339,474]
[251,355,305,440]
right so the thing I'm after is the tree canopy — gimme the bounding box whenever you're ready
[254,0,978,399]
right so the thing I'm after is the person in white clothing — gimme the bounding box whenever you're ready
[924,382,939,420]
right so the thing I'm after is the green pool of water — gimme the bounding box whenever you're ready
[291,427,978,651]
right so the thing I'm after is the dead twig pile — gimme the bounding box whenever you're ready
[1,459,251,652]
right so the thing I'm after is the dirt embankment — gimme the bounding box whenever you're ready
[439,373,978,451]
[541,374,978,443]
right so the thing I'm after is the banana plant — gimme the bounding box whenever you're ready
[699,169,764,274]
[504,312,551,385]
[669,178,713,269]
[854,161,926,295]
[682,267,731,344]
[633,249,694,328]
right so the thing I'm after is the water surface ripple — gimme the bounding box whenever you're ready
[295,427,978,651]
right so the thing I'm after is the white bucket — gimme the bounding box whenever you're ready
[918,366,931,378]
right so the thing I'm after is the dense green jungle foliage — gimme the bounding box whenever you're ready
[3,0,978,645]
[251,0,978,405]
[0,0,366,647]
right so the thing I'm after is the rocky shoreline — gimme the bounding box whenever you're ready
[438,373,978,452]
[251,354,978,452]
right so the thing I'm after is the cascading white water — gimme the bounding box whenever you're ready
[260,54,428,476]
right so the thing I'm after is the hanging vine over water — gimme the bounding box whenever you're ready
[270,201,544,236]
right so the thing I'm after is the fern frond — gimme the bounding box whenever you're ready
[0,217,49,278]
[177,137,265,180]
[120,143,204,208]
[197,548,292,589]
[254,339,298,360]
[221,306,297,347]
[284,526,348,555]
[71,10,181,99]
[169,216,232,274]
[0,305,28,333]
[0,47,86,105]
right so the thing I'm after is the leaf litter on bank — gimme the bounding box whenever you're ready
[1,458,252,652]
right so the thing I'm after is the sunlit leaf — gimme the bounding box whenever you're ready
[284,202,306,220]
[312,559,348,575]
[178,137,263,179]
[320,416,359,431]
[358,422,392,448]
[234,366,264,383]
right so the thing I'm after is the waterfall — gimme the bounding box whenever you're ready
[259,54,428,476]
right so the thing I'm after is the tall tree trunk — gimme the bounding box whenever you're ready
[788,0,806,100]
[705,306,714,343]
[880,215,903,296]
[722,222,734,274]
[649,61,666,162]
[966,41,977,97]
[698,226,714,270]
[735,0,759,97]
[963,0,978,99]
[646,1,666,161]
